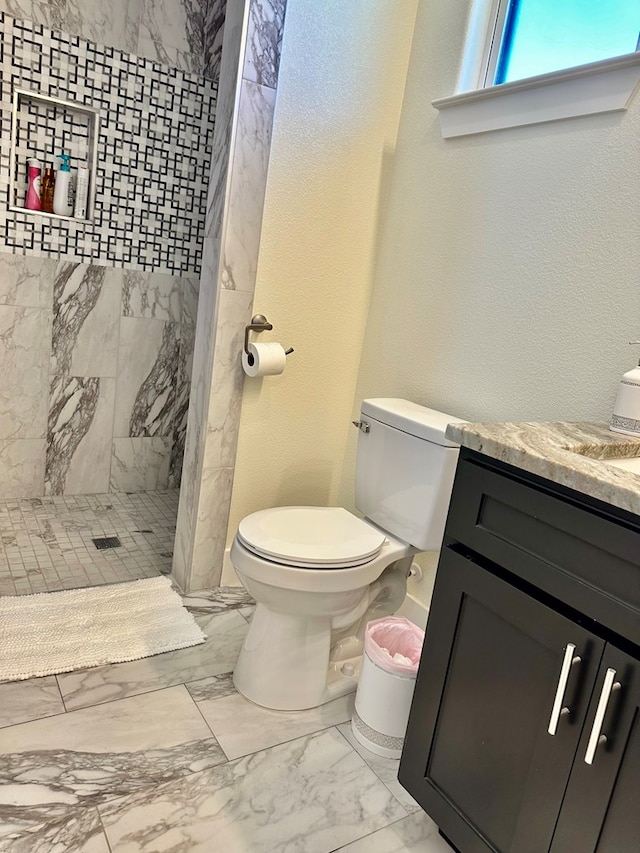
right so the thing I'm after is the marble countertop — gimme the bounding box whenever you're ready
[445,421,640,517]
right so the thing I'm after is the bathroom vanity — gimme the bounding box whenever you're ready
[398,422,640,853]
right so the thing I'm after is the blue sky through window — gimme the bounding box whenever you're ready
[496,0,640,84]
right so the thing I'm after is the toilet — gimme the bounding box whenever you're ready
[231,398,465,711]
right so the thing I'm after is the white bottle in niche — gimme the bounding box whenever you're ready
[74,162,89,219]
[53,153,75,216]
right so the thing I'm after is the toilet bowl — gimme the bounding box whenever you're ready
[231,399,465,711]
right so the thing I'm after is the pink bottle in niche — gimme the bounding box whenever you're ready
[25,158,42,211]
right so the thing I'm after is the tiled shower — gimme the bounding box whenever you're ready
[0,0,223,592]
[0,0,289,594]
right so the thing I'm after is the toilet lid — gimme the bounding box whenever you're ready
[237,507,386,568]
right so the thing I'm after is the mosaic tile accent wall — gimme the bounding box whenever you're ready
[0,12,217,275]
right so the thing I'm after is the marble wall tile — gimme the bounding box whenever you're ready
[0,676,64,729]
[64,0,141,54]
[114,317,180,438]
[110,437,171,491]
[136,35,198,73]
[190,465,234,590]
[46,376,116,495]
[57,609,248,710]
[0,0,64,30]
[98,728,408,852]
[221,79,275,291]
[0,439,46,498]
[0,306,51,440]
[206,0,246,238]
[168,276,199,487]
[172,238,220,585]
[0,253,55,308]
[140,0,199,61]
[203,288,252,468]
[122,270,182,322]
[204,0,226,80]
[52,263,122,379]
[187,238,220,439]
[167,392,188,488]
[198,691,353,759]
[243,0,286,88]
[172,422,201,589]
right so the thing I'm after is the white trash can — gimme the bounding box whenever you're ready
[351,616,424,759]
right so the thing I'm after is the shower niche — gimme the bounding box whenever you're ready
[9,88,100,221]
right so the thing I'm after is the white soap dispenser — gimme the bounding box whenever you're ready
[611,342,640,436]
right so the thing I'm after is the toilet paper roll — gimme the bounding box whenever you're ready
[242,341,287,377]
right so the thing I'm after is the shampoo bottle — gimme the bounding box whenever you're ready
[53,153,74,216]
[25,158,42,211]
[74,162,89,219]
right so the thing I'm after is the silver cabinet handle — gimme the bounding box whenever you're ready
[584,668,621,765]
[548,643,581,735]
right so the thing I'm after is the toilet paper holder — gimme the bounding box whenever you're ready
[244,314,294,363]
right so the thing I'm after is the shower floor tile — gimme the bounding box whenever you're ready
[0,491,178,595]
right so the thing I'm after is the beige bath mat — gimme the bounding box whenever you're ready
[0,576,205,682]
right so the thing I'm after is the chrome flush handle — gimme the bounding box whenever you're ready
[548,643,581,736]
[352,420,370,434]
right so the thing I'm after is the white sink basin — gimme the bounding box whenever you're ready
[604,457,640,474]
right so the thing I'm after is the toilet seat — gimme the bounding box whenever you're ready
[237,506,387,568]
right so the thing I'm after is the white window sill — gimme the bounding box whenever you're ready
[433,52,640,139]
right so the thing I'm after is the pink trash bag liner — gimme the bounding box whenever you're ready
[364,616,425,675]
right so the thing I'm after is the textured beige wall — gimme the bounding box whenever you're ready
[227,0,640,588]
[350,0,640,428]
[225,0,419,543]
[341,0,640,603]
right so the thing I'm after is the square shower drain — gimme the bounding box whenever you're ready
[92,536,122,550]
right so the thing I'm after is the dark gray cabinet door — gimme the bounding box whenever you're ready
[398,548,605,853]
[550,646,640,853]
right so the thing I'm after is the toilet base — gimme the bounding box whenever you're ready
[233,603,363,710]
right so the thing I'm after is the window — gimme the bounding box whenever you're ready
[491,0,640,86]
[432,0,640,138]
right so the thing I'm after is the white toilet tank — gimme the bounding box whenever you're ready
[355,399,466,551]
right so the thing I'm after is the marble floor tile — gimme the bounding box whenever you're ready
[57,609,248,710]
[239,604,255,621]
[198,689,354,760]
[181,585,254,615]
[0,686,226,850]
[99,727,408,853]
[0,685,212,755]
[334,812,454,853]
[6,807,112,853]
[0,676,64,729]
[337,722,421,813]
[185,671,235,702]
